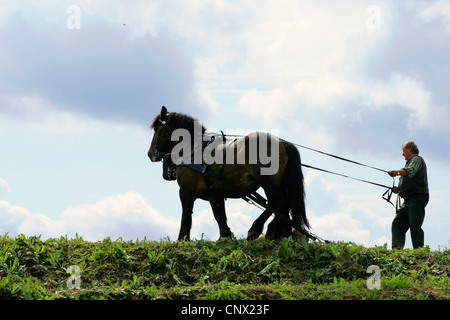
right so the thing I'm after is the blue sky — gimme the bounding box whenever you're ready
[1,0,449,249]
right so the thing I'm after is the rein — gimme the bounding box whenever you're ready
[292,142,388,173]
[225,134,399,209]
[289,142,400,209]
[301,164,399,209]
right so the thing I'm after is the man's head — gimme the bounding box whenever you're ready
[402,140,419,160]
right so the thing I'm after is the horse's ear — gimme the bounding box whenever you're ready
[161,106,168,121]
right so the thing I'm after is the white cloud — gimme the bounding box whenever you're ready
[213,1,392,130]
[287,121,334,156]
[310,211,371,245]
[0,178,10,199]
[303,166,450,249]
[418,0,450,31]
[236,1,383,81]
[363,73,434,130]
[197,86,220,115]
[374,236,390,247]
[238,88,295,125]
[0,202,30,235]
[0,94,104,133]
[0,191,258,241]
[238,68,439,131]
[191,200,259,240]
[239,68,444,136]
[304,170,393,247]
[1,0,448,251]
[0,192,179,241]
[0,168,445,249]
[58,191,179,240]
[188,0,446,139]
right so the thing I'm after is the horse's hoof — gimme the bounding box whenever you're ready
[247,230,260,240]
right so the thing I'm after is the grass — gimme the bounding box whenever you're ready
[0,233,449,300]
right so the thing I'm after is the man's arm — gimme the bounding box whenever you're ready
[388,155,422,178]
[403,156,423,178]
[388,169,406,177]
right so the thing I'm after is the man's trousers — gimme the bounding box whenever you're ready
[391,193,429,249]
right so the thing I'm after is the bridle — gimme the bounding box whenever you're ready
[153,117,172,161]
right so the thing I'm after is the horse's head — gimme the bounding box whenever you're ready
[148,106,173,162]
[148,106,207,162]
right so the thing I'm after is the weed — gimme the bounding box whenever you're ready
[0,234,449,300]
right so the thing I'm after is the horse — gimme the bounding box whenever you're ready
[147,106,310,241]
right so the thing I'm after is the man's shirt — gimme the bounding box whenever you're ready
[403,154,423,178]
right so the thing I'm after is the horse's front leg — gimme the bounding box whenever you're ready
[178,188,195,241]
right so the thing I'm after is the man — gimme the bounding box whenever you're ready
[388,141,429,249]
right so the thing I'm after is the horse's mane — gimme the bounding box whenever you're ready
[150,114,161,129]
[151,112,207,136]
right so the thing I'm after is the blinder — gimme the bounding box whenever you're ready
[153,116,171,161]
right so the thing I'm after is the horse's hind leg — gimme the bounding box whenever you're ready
[266,208,291,240]
[263,183,291,240]
[209,195,232,239]
[247,209,271,240]
[247,182,291,240]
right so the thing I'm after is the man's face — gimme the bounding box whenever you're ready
[402,148,414,160]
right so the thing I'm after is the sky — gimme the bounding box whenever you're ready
[1,0,449,249]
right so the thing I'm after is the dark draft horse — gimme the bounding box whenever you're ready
[147,106,310,241]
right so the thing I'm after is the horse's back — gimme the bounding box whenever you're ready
[177,131,289,198]
[226,132,288,185]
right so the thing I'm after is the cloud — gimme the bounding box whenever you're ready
[163,0,449,153]
[418,0,450,31]
[238,88,296,126]
[311,212,371,244]
[1,1,448,251]
[3,1,448,149]
[422,189,450,248]
[59,191,181,240]
[304,170,393,246]
[0,6,205,125]
[238,70,444,153]
[0,95,105,133]
[0,190,258,241]
[0,192,179,241]
[0,178,10,200]
[190,201,257,240]
[1,169,446,249]
[355,73,438,131]
[365,1,450,120]
[303,166,449,249]
[0,202,33,237]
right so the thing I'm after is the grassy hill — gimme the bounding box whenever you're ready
[0,234,449,300]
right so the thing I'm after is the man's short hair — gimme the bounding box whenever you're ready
[402,141,419,154]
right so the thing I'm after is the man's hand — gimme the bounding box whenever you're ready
[388,170,398,177]
[388,169,406,177]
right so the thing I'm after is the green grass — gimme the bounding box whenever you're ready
[0,234,449,300]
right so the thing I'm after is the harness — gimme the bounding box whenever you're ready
[154,123,397,242]
[195,165,328,243]
[158,128,328,242]
[160,130,228,183]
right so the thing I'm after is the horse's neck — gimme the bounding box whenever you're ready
[172,131,230,165]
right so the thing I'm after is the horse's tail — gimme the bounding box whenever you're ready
[282,140,310,230]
